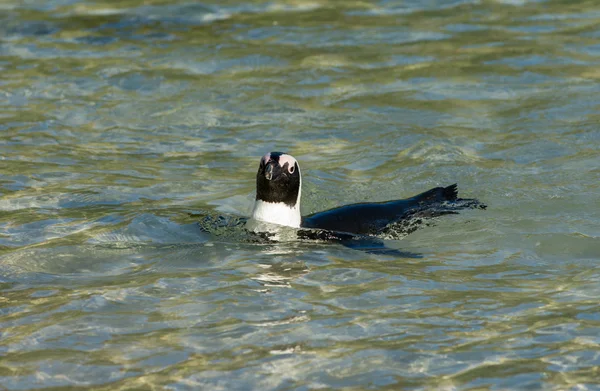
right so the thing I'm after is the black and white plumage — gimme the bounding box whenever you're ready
[249,152,485,237]
[250,152,302,228]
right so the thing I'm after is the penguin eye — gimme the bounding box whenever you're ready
[289,164,295,174]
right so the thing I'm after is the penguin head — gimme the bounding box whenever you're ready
[255,152,301,207]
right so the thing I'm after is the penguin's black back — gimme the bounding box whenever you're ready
[301,184,474,235]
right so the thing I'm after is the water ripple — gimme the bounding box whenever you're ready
[2,0,600,389]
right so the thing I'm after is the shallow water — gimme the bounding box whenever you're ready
[1,0,600,389]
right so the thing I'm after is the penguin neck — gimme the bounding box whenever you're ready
[250,199,301,228]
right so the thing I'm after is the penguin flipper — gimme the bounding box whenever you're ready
[296,228,421,258]
[339,237,422,258]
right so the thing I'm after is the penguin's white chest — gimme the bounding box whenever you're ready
[250,200,301,228]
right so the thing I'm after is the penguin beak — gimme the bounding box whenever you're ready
[265,161,274,180]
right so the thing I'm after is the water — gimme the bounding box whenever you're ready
[1,0,600,389]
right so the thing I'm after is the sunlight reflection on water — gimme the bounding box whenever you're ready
[1,0,600,389]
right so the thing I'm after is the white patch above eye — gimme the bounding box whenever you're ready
[260,153,271,166]
[278,154,297,170]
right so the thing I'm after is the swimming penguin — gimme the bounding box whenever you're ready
[249,151,485,237]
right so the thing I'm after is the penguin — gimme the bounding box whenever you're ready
[249,151,485,237]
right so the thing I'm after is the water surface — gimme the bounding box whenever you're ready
[1,0,600,389]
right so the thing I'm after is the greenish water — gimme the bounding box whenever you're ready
[1,0,600,389]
